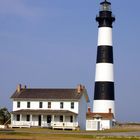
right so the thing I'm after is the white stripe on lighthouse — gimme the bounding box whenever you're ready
[93,100,115,114]
[98,27,113,46]
[95,63,114,82]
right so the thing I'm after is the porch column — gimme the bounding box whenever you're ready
[52,115,54,129]
[63,115,65,122]
[30,114,32,127]
[20,114,22,126]
[41,115,43,127]
[73,115,77,130]
[52,115,54,122]
[11,114,13,126]
[73,115,75,126]
[63,115,65,129]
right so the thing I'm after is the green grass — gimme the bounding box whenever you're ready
[0,127,140,140]
[0,133,140,140]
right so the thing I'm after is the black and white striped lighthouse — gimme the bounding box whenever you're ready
[93,0,115,115]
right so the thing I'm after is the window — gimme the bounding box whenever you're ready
[71,102,74,109]
[48,102,51,108]
[70,116,73,122]
[60,102,63,109]
[27,102,30,108]
[60,116,63,122]
[16,114,20,121]
[26,115,30,121]
[39,102,43,108]
[17,101,20,108]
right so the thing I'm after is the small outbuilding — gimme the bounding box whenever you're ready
[86,108,115,130]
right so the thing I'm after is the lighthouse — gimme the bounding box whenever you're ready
[93,0,115,115]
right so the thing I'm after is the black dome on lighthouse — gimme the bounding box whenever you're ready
[96,0,115,27]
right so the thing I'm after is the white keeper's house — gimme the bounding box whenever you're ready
[11,84,89,130]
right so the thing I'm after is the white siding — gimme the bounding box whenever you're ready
[13,100,78,114]
[32,115,40,126]
[101,120,111,130]
[13,101,17,111]
[86,120,99,131]
[86,119,112,131]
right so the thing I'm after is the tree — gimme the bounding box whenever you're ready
[0,107,11,125]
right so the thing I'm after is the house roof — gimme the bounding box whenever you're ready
[11,109,77,115]
[11,85,89,102]
[86,112,114,120]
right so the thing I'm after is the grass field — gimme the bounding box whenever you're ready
[0,135,140,140]
[0,133,140,140]
[0,126,140,140]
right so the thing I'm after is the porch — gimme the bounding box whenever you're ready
[11,109,78,130]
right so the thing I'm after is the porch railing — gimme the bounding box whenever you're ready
[12,121,31,128]
[12,121,78,129]
[51,122,78,129]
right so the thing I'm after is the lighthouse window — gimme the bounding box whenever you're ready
[100,3,111,11]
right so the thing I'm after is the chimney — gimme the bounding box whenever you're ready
[17,84,22,93]
[77,84,85,93]
[109,108,112,113]
[88,107,91,113]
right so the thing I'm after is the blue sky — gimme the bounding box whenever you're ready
[0,0,140,122]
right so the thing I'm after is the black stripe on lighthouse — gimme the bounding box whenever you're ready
[97,45,113,63]
[94,82,114,100]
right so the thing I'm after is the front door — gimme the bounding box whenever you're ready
[47,115,52,123]
[38,115,41,126]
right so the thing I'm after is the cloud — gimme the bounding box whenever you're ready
[0,0,44,19]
